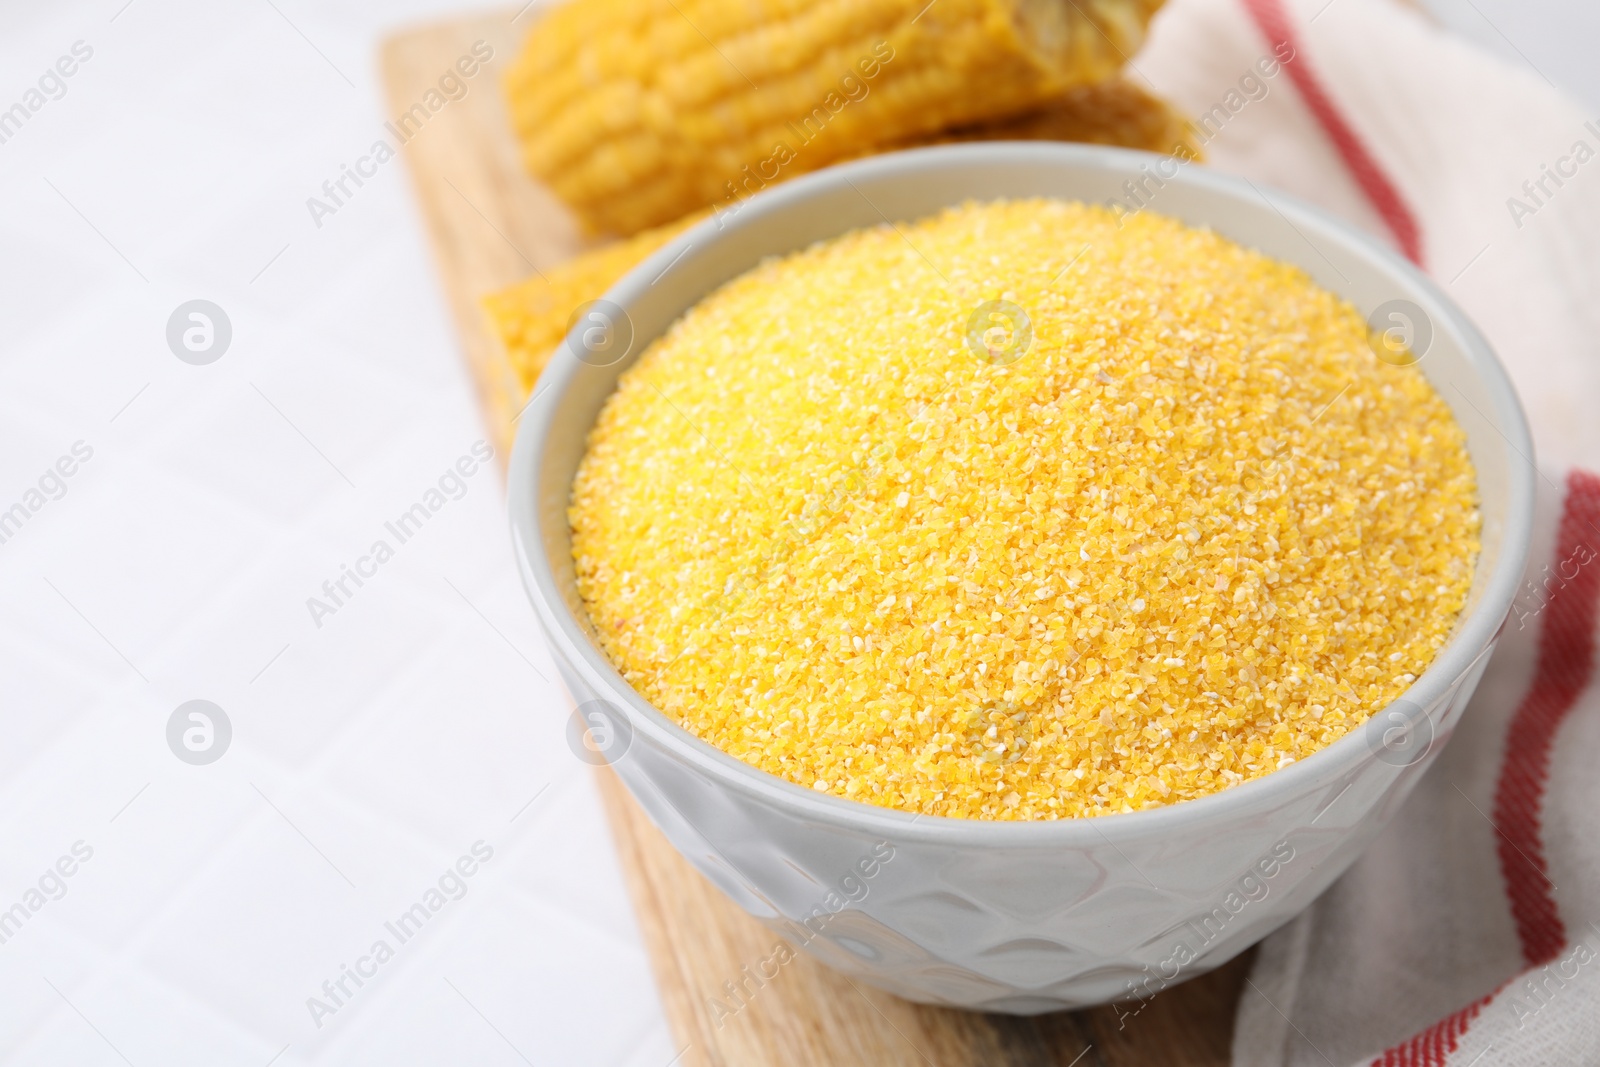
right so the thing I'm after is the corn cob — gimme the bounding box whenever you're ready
[920,77,1200,158]
[506,0,1166,235]
[486,79,1195,393]
[483,213,703,394]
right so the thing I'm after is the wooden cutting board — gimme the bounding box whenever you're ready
[380,14,1251,1065]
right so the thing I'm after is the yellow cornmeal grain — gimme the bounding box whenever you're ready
[570,198,1479,821]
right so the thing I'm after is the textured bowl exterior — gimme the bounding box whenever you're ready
[545,635,1495,1013]
[509,144,1535,1012]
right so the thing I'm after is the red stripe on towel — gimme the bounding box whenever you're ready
[1239,0,1426,266]
[1372,987,1497,1067]
[1492,469,1600,966]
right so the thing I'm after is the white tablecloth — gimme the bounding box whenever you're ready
[0,3,672,1064]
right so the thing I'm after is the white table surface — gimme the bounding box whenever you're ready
[0,2,675,1064]
[0,1,1589,1065]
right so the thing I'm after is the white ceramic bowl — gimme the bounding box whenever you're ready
[508,143,1534,1013]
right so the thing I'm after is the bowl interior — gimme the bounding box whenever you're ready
[513,142,1533,838]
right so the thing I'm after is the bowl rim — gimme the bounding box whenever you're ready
[508,141,1535,847]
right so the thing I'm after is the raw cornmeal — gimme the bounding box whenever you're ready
[570,198,1479,820]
